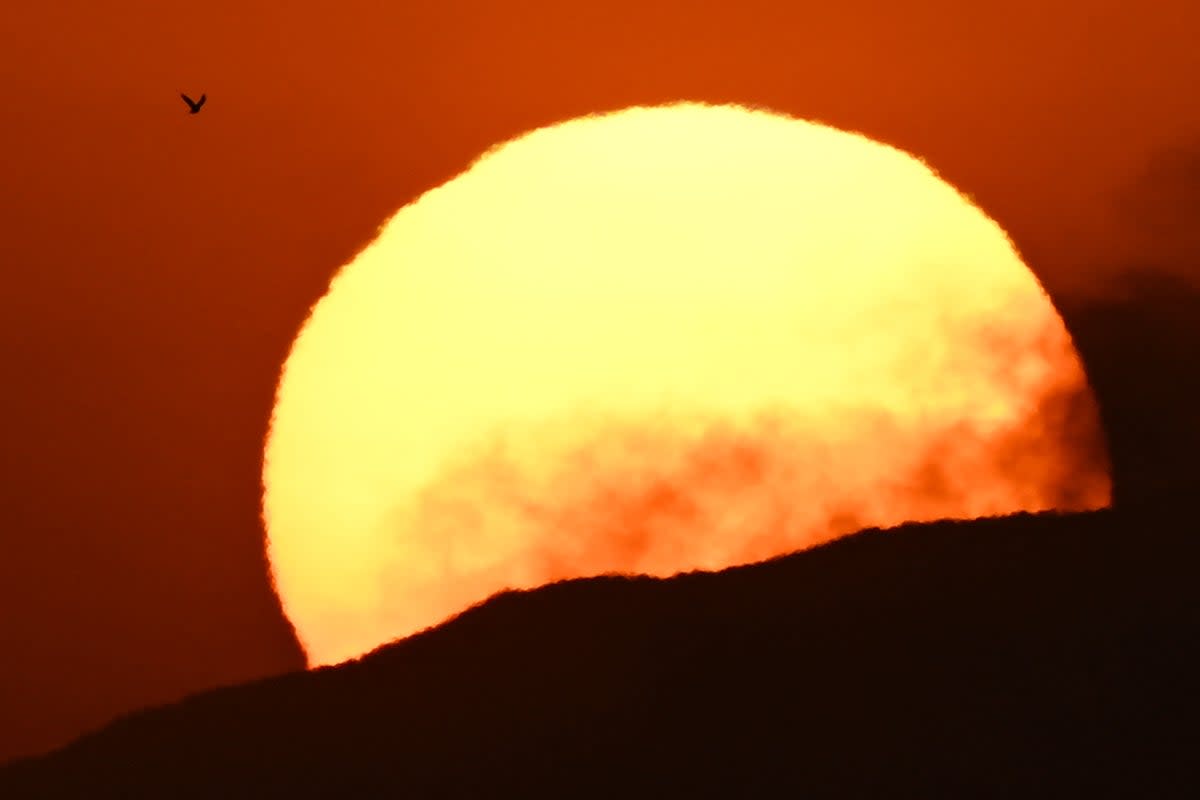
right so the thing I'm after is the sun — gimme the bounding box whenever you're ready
[263,102,1110,667]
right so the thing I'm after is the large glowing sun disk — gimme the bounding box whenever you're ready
[263,102,1110,667]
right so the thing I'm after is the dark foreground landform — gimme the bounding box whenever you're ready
[2,504,1197,798]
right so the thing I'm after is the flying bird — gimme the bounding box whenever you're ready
[180,93,206,114]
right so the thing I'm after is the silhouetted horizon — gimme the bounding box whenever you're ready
[2,504,1196,797]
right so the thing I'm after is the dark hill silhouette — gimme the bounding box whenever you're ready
[1,505,1197,797]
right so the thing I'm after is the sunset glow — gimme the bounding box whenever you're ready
[263,103,1110,666]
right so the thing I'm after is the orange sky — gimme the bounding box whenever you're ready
[1,0,1198,763]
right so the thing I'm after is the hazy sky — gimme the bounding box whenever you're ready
[1,0,1198,763]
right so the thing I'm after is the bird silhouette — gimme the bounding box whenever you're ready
[180,93,207,114]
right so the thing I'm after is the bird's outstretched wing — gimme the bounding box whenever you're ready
[195,94,207,109]
[180,92,196,109]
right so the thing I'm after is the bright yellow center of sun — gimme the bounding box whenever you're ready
[263,102,1110,667]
